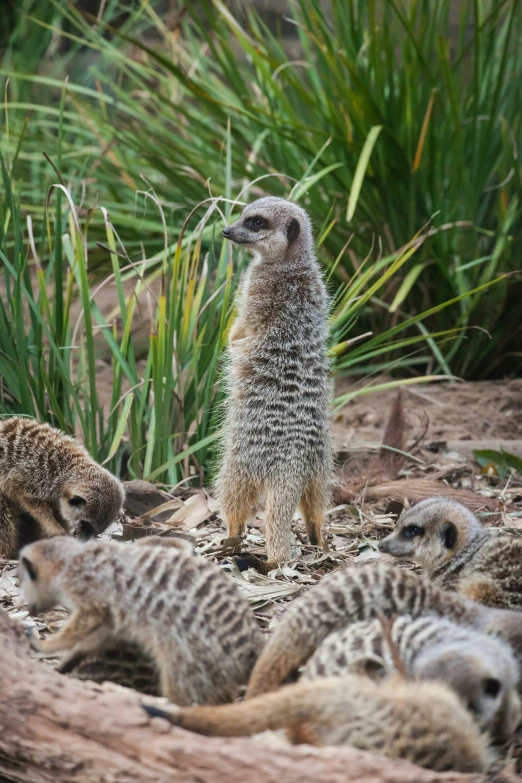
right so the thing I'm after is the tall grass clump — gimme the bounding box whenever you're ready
[0,129,505,481]
[1,0,520,377]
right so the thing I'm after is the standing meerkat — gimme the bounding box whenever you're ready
[0,417,124,556]
[18,536,264,706]
[143,675,489,774]
[217,197,332,565]
[378,497,522,609]
[245,563,522,698]
[303,615,521,742]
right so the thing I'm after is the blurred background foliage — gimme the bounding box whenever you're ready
[0,0,520,481]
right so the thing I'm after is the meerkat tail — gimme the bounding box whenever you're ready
[246,615,311,698]
[263,479,303,564]
[143,683,328,737]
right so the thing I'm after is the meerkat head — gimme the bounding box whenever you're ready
[222,197,313,263]
[59,467,125,540]
[378,497,485,571]
[414,637,521,742]
[18,537,82,614]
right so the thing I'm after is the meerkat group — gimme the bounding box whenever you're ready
[5,198,522,775]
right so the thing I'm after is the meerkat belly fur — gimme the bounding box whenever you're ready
[379,497,522,610]
[217,197,332,565]
[0,417,124,556]
[245,563,522,698]
[144,675,489,774]
[18,536,264,706]
[303,615,521,742]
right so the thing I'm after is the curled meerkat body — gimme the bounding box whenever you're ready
[245,563,522,698]
[0,417,124,556]
[379,497,522,610]
[143,675,489,773]
[303,615,521,742]
[64,641,160,696]
[217,197,332,565]
[18,536,264,706]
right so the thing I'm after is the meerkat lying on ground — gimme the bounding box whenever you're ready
[18,536,264,705]
[62,641,160,696]
[217,197,332,566]
[245,563,522,698]
[303,614,521,742]
[0,417,124,557]
[378,497,522,610]
[143,674,489,774]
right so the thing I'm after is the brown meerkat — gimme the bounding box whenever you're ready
[0,417,124,557]
[143,674,489,773]
[303,615,521,743]
[378,497,522,610]
[217,197,332,566]
[18,535,264,706]
[245,563,522,698]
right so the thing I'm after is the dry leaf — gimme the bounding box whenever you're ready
[166,492,212,530]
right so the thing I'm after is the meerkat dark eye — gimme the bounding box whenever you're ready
[245,215,267,231]
[400,525,424,539]
[68,496,86,507]
[21,556,38,582]
[483,677,501,698]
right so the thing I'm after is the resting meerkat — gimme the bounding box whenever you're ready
[245,563,522,698]
[64,642,160,696]
[143,675,489,773]
[378,497,522,610]
[217,197,332,566]
[0,417,124,556]
[303,615,521,742]
[18,536,264,705]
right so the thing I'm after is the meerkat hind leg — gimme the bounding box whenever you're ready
[219,475,258,539]
[299,476,328,548]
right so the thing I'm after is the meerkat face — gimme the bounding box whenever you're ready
[60,471,124,539]
[414,644,521,742]
[378,497,484,570]
[18,539,76,614]
[222,197,311,262]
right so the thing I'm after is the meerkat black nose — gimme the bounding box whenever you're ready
[378,539,389,553]
[222,227,231,238]
[78,520,96,540]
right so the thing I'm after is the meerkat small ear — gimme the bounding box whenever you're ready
[441,521,458,549]
[21,556,38,582]
[286,217,300,243]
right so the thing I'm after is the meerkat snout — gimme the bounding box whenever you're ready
[59,473,124,538]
